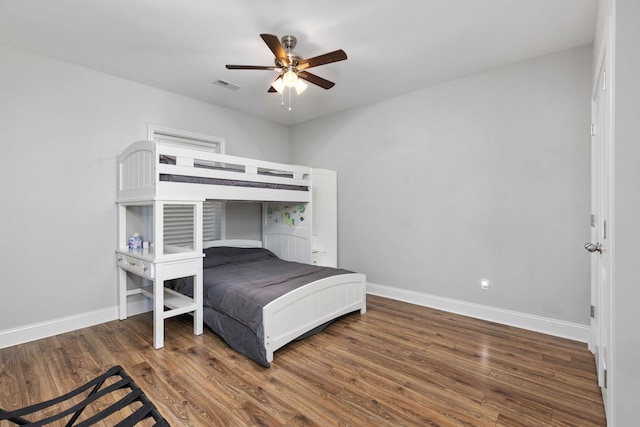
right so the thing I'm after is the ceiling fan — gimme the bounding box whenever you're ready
[226,34,347,95]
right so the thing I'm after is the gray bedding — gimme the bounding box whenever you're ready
[166,246,353,367]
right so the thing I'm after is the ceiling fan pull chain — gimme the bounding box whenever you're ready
[288,87,292,111]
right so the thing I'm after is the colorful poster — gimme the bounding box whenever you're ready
[266,204,306,227]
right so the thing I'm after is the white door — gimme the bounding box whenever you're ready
[588,38,612,419]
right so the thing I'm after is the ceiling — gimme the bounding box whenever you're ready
[0,0,597,126]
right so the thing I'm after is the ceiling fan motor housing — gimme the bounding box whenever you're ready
[281,35,297,50]
[274,35,301,68]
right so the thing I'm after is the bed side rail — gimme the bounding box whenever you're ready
[157,143,312,188]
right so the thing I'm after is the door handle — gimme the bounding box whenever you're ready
[584,242,602,253]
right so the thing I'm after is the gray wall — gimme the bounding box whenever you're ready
[290,46,592,325]
[0,46,289,332]
[225,202,263,240]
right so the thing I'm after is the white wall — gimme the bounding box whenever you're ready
[225,202,263,240]
[290,46,592,326]
[0,46,289,341]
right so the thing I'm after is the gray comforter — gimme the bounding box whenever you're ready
[166,246,352,367]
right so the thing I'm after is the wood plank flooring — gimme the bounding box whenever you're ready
[0,295,605,426]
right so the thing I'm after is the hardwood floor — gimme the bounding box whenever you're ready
[0,295,605,426]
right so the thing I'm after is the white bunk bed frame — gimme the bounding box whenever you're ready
[117,140,367,363]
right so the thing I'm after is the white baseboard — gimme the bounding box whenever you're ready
[0,299,153,350]
[0,307,118,350]
[1,284,589,350]
[367,282,590,343]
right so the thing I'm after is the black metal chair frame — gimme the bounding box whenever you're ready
[0,365,169,426]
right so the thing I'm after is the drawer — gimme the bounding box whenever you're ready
[139,260,153,278]
[117,254,154,279]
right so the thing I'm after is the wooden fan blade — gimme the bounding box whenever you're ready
[297,49,347,70]
[260,33,289,67]
[298,71,335,89]
[226,65,278,70]
[268,86,277,93]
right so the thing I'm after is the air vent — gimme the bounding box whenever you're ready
[213,79,241,91]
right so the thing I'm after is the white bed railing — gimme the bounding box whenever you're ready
[118,140,312,203]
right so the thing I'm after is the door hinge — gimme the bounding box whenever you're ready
[591,214,596,227]
[591,305,596,319]
[591,123,597,136]
[604,368,608,389]
[603,219,607,239]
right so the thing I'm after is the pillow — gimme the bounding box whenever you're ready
[203,246,277,268]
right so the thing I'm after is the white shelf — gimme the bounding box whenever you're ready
[117,199,204,349]
[140,286,197,318]
[116,245,202,263]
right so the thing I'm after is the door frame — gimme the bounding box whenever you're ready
[589,18,614,421]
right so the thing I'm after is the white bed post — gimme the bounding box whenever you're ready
[154,200,165,259]
[117,204,128,320]
[152,263,165,349]
[193,201,204,337]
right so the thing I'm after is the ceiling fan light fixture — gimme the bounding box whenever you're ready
[283,69,298,87]
[271,76,285,93]
[294,79,308,95]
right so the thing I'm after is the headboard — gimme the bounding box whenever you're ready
[263,202,311,264]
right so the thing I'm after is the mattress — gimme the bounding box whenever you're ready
[159,174,308,191]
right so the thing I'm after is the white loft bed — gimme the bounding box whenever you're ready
[117,140,367,364]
